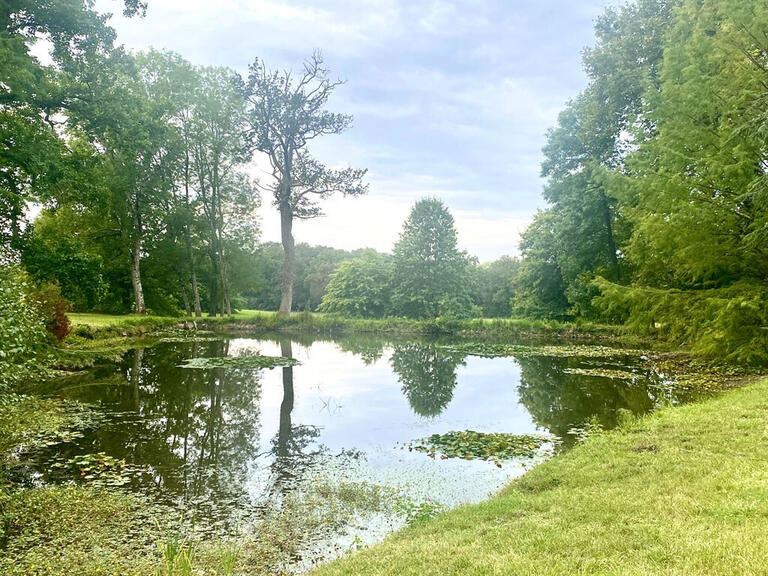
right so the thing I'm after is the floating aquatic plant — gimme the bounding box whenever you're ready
[438,342,643,359]
[178,355,299,370]
[52,452,145,487]
[159,336,221,343]
[563,367,639,380]
[404,430,549,466]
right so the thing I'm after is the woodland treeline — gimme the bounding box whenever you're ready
[512,0,768,362]
[2,0,768,364]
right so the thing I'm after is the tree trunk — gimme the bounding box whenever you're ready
[131,234,146,314]
[218,247,232,316]
[183,148,202,318]
[279,205,295,314]
[191,269,202,317]
[180,283,191,314]
[599,190,621,283]
[185,231,202,317]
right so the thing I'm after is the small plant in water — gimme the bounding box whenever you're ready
[568,415,604,442]
[157,524,196,576]
[394,497,444,525]
[52,451,143,486]
[216,541,240,576]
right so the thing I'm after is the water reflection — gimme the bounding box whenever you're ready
[390,344,466,417]
[516,355,669,446]
[15,335,698,559]
[269,340,324,496]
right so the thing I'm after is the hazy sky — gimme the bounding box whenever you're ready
[94,0,614,261]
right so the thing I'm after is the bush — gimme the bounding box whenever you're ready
[593,278,768,365]
[32,282,72,341]
[318,252,393,318]
[0,266,50,391]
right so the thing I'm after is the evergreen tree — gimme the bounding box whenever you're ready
[391,198,475,319]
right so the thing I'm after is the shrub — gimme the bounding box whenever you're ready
[593,278,768,365]
[32,282,72,341]
[0,266,50,391]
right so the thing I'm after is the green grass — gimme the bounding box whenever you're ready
[313,378,768,576]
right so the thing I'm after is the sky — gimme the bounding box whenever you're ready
[93,0,615,261]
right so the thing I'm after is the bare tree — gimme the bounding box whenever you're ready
[244,51,367,313]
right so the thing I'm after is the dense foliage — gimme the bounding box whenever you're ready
[0,264,49,391]
[390,198,476,319]
[318,199,487,319]
[318,251,394,317]
[514,0,768,363]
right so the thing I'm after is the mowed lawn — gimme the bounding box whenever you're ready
[313,378,768,576]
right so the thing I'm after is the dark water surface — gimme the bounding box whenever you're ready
[19,335,695,571]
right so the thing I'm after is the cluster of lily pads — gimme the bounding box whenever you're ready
[438,342,641,359]
[178,355,299,370]
[404,430,549,466]
[563,367,640,380]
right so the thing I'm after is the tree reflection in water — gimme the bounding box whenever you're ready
[267,339,325,497]
[390,343,466,417]
[516,354,663,446]
[38,340,263,526]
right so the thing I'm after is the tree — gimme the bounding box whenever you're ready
[66,50,181,313]
[22,207,107,310]
[516,0,677,319]
[391,198,474,319]
[318,251,393,317]
[243,52,367,313]
[474,256,519,317]
[0,0,143,249]
[188,66,256,316]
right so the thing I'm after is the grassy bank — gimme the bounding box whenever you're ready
[68,310,637,345]
[313,377,768,576]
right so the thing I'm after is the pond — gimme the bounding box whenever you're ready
[15,334,696,572]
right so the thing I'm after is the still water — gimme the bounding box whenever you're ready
[20,334,692,571]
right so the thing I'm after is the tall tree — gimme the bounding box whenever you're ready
[391,198,474,319]
[191,66,255,316]
[68,50,179,313]
[0,0,142,248]
[515,0,678,319]
[243,52,367,313]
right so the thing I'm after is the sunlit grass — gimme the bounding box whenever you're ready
[313,378,768,576]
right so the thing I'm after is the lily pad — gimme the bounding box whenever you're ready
[178,355,299,370]
[51,451,145,487]
[404,430,550,465]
